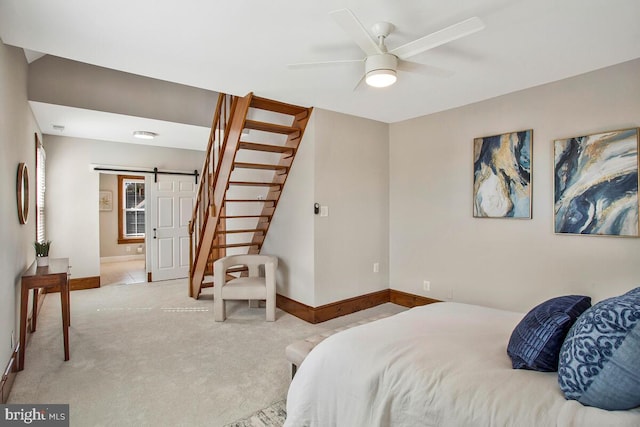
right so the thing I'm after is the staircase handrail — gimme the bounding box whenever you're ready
[189,93,236,294]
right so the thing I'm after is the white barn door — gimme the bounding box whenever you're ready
[149,174,195,281]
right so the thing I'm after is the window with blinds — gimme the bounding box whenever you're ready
[117,175,145,244]
[35,134,46,243]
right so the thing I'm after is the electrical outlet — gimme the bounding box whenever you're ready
[126,246,132,252]
[373,262,379,273]
[423,280,431,292]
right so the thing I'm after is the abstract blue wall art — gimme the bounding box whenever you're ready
[554,128,639,236]
[473,130,532,218]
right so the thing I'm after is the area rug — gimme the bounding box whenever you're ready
[224,399,286,427]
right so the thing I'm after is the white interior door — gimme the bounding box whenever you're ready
[150,174,196,281]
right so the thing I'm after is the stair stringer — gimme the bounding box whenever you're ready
[190,93,253,298]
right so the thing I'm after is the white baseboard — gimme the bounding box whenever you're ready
[100,255,145,263]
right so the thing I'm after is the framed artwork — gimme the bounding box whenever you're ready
[473,129,532,218]
[554,128,639,237]
[99,190,113,211]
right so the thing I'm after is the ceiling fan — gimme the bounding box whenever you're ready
[289,9,485,89]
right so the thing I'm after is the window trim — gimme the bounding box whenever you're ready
[117,175,145,244]
[35,133,46,243]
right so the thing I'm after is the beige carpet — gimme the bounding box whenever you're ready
[9,279,405,426]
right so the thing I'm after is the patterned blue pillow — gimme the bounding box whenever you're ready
[625,287,640,297]
[558,287,640,410]
[507,295,591,372]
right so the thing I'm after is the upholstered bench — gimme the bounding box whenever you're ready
[286,313,393,378]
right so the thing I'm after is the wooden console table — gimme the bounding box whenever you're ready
[19,258,70,371]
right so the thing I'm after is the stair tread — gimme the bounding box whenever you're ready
[220,214,272,218]
[250,96,308,116]
[211,242,261,249]
[217,228,266,234]
[234,162,289,171]
[225,199,276,203]
[238,141,295,154]
[244,120,300,135]
[229,181,282,188]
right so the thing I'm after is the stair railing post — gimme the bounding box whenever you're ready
[189,92,227,292]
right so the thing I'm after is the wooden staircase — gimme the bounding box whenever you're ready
[189,92,312,298]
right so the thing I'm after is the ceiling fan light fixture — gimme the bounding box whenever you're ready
[133,130,158,140]
[366,69,397,87]
[365,53,398,88]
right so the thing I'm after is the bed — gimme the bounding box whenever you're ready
[284,302,640,426]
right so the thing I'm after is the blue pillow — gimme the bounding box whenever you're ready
[507,295,591,372]
[625,287,640,297]
[558,287,640,410]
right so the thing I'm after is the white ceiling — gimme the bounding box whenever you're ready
[29,102,211,151]
[2,0,640,141]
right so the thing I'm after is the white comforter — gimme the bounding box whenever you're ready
[285,302,640,427]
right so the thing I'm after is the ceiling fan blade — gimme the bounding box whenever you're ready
[397,60,454,78]
[330,8,382,56]
[390,17,485,60]
[287,59,363,68]
[353,74,366,91]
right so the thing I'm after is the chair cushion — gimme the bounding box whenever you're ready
[507,295,591,372]
[220,277,267,299]
[558,287,640,410]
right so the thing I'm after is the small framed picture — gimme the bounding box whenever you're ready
[99,190,113,211]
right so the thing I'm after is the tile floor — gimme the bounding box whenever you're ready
[100,259,146,286]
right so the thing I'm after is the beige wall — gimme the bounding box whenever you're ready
[389,58,640,312]
[0,40,41,369]
[262,115,316,305]
[99,173,145,258]
[29,55,217,127]
[313,109,389,306]
[263,109,389,307]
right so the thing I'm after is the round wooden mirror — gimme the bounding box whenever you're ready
[17,162,29,224]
